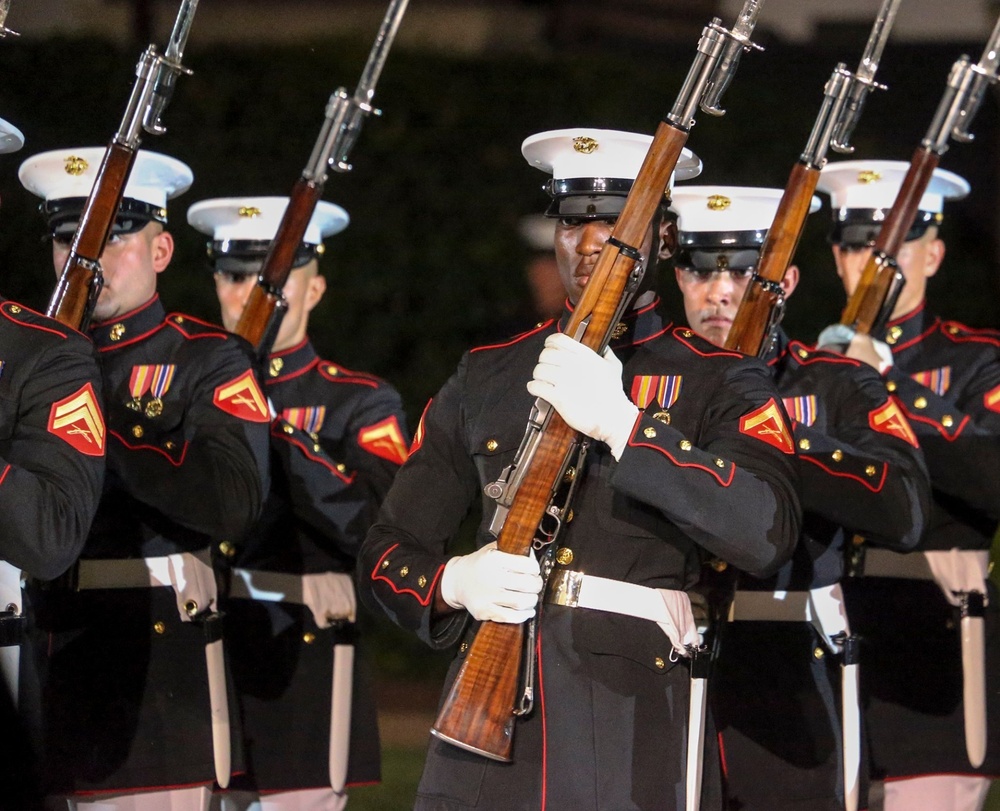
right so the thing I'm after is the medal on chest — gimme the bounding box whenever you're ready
[127,364,176,418]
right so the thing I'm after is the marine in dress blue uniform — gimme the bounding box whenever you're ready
[190,196,409,811]
[818,160,997,811]
[358,129,803,810]
[17,148,271,811]
[671,185,930,811]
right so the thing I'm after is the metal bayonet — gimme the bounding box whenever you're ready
[0,0,17,37]
[143,0,200,136]
[699,0,766,116]
[304,0,410,182]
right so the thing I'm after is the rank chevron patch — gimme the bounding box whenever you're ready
[409,400,432,456]
[358,415,409,466]
[782,394,818,427]
[910,366,951,396]
[213,370,269,423]
[985,383,1000,414]
[869,398,919,448]
[739,399,794,454]
[631,375,682,409]
[48,382,105,456]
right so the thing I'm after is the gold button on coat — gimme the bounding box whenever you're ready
[831,449,843,462]
[942,415,954,428]
[679,440,692,451]
[798,439,811,451]
[865,465,877,477]
[418,576,427,588]
[914,397,928,409]
[399,566,409,577]
[153,621,166,634]
[303,633,316,644]
[654,657,666,670]
[644,427,657,438]
[486,439,498,451]
[813,647,824,659]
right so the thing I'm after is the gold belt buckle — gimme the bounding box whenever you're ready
[545,570,583,607]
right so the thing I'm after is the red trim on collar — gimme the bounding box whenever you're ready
[471,320,553,353]
[272,424,354,483]
[267,356,320,385]
[98,323,166,352]
[165,313,229,341]
[886,300,926,328]
[271,338,309,358]
[891,320,939,353]
[91,295,160,329]
[0,302,70,338]
[800,456,888,493]
[368,543,444,606]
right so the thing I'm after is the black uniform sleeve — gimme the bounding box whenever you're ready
[610,359,801,577]
[794,365,929,550]
[0,338,105,578]
[272,382,408,559]
[358,361,479,649]
[105,339,270,544]
[886,355,1000,518]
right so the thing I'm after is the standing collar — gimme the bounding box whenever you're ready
[558,297,669,349]
[265,338,317,381]
[89,295,165,349]
[883,302,931,351]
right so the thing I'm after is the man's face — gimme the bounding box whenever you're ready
[553,216,655,305]
[214,259,326,352]
[673,261,754,347]
[52,222,173,323]
[832,227,945,321]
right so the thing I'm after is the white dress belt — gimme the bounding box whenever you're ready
[861,548,989,607]
[728,583,851,653]
[229,569,356,628]
[544,570,698,655]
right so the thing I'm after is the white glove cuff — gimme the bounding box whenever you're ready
[439,556,466,611]
[606,404,641,462]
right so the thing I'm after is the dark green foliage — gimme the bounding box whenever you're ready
[0,33,996,427]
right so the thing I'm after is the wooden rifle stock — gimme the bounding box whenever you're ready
[726,161,819,356]
[431,122,689,761]
[234,177,324,350]
[839,147,940,334]
[46,142,137,330]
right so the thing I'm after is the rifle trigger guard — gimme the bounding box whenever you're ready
[606,236,644,263]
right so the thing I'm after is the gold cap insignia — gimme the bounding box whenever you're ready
[857,170,882,184]
[716,254,730,270]
[573,136,598,154]
[64,155,89,176]
[707,195,731,211]
[238,206,262,218]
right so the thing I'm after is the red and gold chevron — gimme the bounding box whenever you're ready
[739,399,794,454]
[213,370,269,423]
[359,415,409,466]
[48,382,105,456]
[869,398,919,448]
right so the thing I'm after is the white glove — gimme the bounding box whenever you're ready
[526,333,640,461]
[439,542,543,624]
[816,323,856,353]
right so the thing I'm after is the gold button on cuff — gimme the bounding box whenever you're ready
[886,381,897,392]
[914,397,928,409]
[164,441,176,450]
[336,463,347,473]
[313,443,322,452]
[865,465,877,477]
[654,657,666,670]
[132,425,144,438]
[399,566,409,577]
[418,575,427,588]
[486,439,498,451]
[303,632,316,644]
[556,547,574,566]
[679,440,692,451]
[219,541,236,558]
[153,621,166,635]
[8,305,20,314]
[942,415,954,428]
[832,449,843,462]
[644,427,657,438]
[813,647,825,660]
[710,558,728,572]
[184,600,198,617]
[798,438,811,451]
[714,458,725,468]
[283,424,294,434]
[380,559,390,570]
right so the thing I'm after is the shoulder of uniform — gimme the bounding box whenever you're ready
[469,320,554,355]
[316,359,392,390]
[164,312,231,340]
[0,300,87,344]
[786,340,862,367]
[669,326,744,360]
[939,319,1000,347]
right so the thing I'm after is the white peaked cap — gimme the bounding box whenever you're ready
[673,186,821,243]
[817,160,969,214]
[187,196,349,245]
[18,147,193,209]
[521,127,702,186]
[0,117,24,154]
